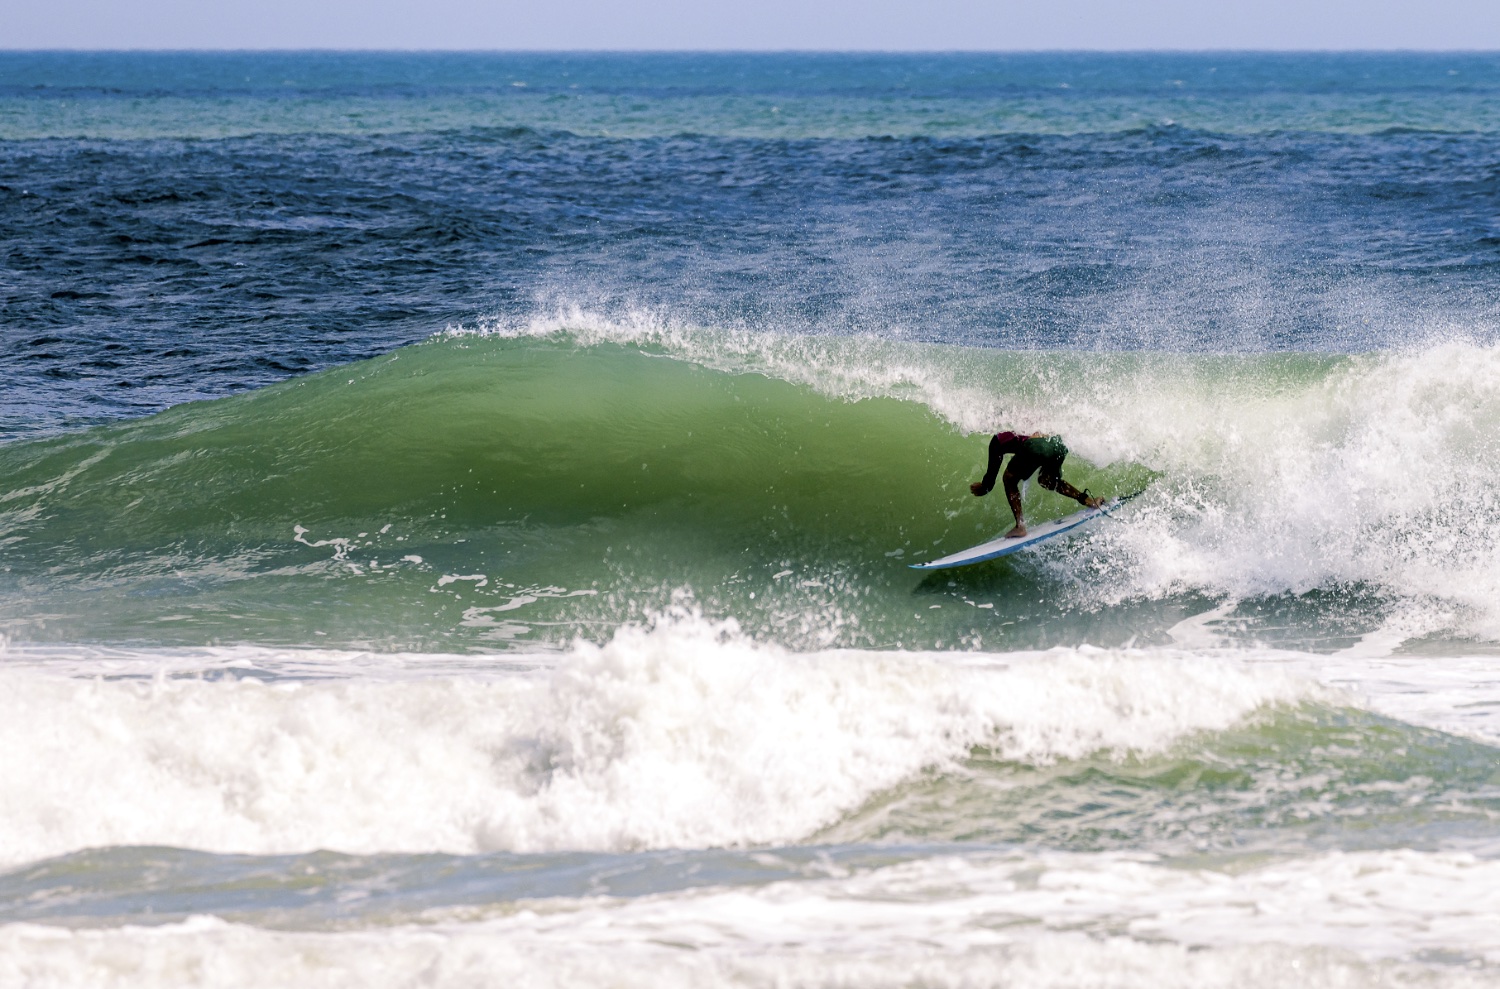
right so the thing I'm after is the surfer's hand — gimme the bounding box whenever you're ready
[970,482,987,496]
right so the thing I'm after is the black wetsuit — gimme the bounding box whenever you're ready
[972,432,1068,496]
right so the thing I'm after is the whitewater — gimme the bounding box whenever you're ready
[5,50,1500,987]
[3,628,1500,985]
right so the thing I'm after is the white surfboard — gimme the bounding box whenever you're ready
[909,494,1136,571]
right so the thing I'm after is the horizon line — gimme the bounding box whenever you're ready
[4,47,1500,55]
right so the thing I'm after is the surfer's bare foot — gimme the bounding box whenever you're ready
[1005,524,1027,538]
[1084,496,1104,509]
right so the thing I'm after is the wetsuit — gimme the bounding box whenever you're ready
[972,431,1068,496]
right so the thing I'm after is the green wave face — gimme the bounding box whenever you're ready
[0,337,1069,649]
[6,330,1500,651]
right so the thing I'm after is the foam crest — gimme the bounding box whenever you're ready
[0,617,1314,865]
[446,306,1005,425]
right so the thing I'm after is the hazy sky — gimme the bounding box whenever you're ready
[5,0,1500,51]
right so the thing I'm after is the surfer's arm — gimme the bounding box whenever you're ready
[970,434,1007,496]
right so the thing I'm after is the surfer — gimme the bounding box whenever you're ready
[970,432,1102,538]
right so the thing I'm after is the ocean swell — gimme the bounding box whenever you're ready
[2,324,1500,647]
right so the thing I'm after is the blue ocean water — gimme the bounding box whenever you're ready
[6,52,1500,438]
[4,52,1500,986]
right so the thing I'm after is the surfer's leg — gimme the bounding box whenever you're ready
[1002,465,1031,538]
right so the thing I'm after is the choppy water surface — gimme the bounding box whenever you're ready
[4,51,1500,987]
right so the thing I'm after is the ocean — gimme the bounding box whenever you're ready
[3,50,1500,986]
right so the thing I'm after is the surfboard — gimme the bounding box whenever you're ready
[908,493,1138,571]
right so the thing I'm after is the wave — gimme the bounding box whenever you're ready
[5,916,1487,989]
[0,616,1326,865]
[10,846,1500,987]
[3,316,1500,647]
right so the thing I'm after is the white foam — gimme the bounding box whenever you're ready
[4,849,1500,987]
[0,616,1316,866]
[1060,342,1500,626]
[431,847,1500,963]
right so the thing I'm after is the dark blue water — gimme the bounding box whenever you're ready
[5,52,1500,438]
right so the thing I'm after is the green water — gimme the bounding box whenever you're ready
[1,332,1488,652]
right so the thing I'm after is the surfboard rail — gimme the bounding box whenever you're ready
[909,491,1141,571]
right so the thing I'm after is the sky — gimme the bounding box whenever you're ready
[4,0,1500,51]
